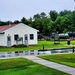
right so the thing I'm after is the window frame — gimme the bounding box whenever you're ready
[14,34,19,41]
[30,34,34,40]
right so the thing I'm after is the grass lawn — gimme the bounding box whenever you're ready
[0,58,69,75]
[0,40,75,52]
[39,53,75,68]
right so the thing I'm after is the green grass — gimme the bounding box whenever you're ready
[0,40,75,52]
[39,53,75,68]
[0,58,69,75]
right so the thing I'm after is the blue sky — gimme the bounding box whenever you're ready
[0,0,75,21]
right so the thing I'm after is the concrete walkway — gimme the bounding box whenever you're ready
[23,56,75,75]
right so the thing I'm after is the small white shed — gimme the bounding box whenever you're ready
[0,23,38,47]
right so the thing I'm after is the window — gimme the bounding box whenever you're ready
[30,34,34,40]
[14,34,19,40]
[25,36,27,40]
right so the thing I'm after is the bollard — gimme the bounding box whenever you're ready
[43,45,44,50]
[67,39,70,45]
[73,47,74,53]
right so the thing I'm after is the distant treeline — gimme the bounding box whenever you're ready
[0,10,75,35]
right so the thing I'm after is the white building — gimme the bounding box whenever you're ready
[0,23,38,47]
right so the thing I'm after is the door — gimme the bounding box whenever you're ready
[7,36,11,47]
[24,34,28,46]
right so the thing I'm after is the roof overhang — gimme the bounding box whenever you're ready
[37,30,39,32]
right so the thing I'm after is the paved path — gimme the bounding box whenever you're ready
[23,56,75,75]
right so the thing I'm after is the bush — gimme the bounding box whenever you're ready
[12,44,27,48]
[0,46,7,48]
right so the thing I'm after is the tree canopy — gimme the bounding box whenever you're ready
[0,10,75,35]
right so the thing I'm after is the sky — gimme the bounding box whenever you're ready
[0,0,75,21]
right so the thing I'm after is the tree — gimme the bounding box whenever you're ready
[28,17,33,26]
[31,18,43,32]
[49,10,58,21]
[0,10,75,36]
[40,12,46,18]
[14,20,20,24]
[29,17,32,22]
[43,18,50,35]
[55,16,63,33]
[21,17,30,25]
[59,10,71,16]
[33,14,40,20]
[0,21,6,26]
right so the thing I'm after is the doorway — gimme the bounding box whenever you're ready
[24,34,28,46]
[7,36,11,47]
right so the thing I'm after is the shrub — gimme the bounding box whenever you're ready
[12,44,27,48]
[0,46,7,48]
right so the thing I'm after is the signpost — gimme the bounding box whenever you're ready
[54,32,60,44]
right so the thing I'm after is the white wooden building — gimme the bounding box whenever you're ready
[0,23,38,47]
